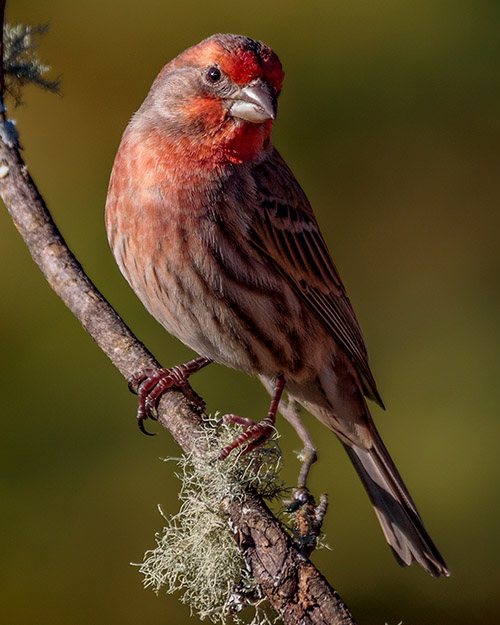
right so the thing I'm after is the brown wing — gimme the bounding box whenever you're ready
[248,148,384,407]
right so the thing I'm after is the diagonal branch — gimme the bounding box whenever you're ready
[0,8,357,625]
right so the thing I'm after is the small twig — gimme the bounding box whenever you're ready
[0,8,358,625]
[0,1,6,100]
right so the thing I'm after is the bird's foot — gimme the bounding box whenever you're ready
[286,488,328,557]
[218,374,286,460]
[217,413,276,459]
[128,356,212,435]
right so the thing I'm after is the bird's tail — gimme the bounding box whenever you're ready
[342,429,449,577]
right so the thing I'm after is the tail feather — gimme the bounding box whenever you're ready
[343,432,449,577]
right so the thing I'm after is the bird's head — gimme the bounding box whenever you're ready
[133,34,284,165]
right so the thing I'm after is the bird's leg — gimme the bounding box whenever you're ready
[280,397,318,489]
[258,381,322,542]
[128,356,213,435]
[259,377,318,489]
[218,374,286,460]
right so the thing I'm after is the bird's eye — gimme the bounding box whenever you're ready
[207,67,221,83]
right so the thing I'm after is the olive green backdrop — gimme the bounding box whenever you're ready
[1,1,499,623]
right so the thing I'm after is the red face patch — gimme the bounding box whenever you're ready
[181,35,284,93]
[155,35,283,167]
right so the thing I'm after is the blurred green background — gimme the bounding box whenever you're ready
[1,1,499,623]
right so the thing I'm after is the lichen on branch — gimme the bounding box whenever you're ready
[138,419,284,624]
[3,23,60,104]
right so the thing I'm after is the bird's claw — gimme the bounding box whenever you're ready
[129,357,212,435]
[138,419,156,436]
[129,367,185,435]
[286,488,328,556]
[128,368,157,394]
[217,413,257,431]
[285,486,309,513]
[218,374,284,460]
[218,413,275,460]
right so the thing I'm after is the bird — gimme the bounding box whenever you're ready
[105,33,449,577]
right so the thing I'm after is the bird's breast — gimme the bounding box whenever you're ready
[106,137,330,382]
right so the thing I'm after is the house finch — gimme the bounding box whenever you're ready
[106,34,448,577]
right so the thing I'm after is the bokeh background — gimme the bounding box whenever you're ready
[1,1,499,623]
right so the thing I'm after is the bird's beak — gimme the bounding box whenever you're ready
[227,81,276,123]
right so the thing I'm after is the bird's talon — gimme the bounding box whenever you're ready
[220,413,258,429]
[218,422,275,460]
[145,395,159,417]
[138,419,156,436]
[128,358,212,434]
[128,377,141,394]
[128,368,156,394]
[285,487,310,512]
[217,376,285,460]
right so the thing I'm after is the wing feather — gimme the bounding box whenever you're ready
[249,148,384,407]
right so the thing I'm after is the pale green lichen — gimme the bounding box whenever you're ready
[3,24,60,104]
[137,417,285,624]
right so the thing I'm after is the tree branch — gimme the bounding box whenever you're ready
[0,10,357,625]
